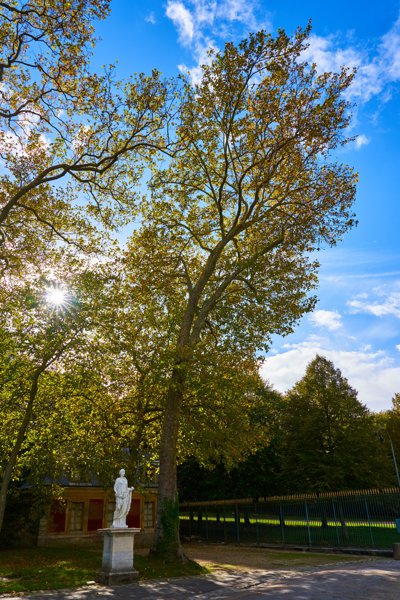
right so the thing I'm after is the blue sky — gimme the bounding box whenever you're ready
[93,1,400,412]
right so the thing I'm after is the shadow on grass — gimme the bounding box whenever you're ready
[0,546,209,594]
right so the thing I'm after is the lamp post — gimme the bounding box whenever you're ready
[388,434,400,489]
[377,432,400,488]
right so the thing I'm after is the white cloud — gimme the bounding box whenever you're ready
[301,34,382,104]
[301,15,400,106]
[348,285,400,319]
[309,309,342,331]
[354,134,370,149]
[0,110,49,159]
[302,34,362,75]
[166,8,400,103]
[166,1,194,45]
[165,0,270,82]
[216,0,257,28]
[396,344,400,352]
[380,15,400,80]
[260,340,399,411]
[193,0,217,26]
[178,36,218,84]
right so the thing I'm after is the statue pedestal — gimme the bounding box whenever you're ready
[97,528,141,585]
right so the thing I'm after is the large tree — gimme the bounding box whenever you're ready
[126,26,358,559]
[0,1,169,531]
[0,254,162,535]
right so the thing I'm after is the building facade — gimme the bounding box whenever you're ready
[38,484,157,548]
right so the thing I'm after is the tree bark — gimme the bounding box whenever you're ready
[151,363,187,560]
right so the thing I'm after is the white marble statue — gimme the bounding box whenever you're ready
[112,468,134,528]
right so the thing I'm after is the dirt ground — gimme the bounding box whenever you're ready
[182,542,373,572]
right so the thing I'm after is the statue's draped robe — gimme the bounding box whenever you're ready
[112,476,133,527]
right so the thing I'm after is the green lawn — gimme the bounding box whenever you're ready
[0,546,208,594]
[180,514,400,548]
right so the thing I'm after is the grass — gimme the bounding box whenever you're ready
[180,514,398,528]
[0,546,100,594]
[0,546,208,595]
[0,541,376,595]
[180,515,400,548]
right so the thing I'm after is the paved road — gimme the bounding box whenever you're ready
[2,560,399,600]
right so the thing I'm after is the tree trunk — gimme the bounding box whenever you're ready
[151,363,186,560]
[150,243,225,559]
[0,369,41,533]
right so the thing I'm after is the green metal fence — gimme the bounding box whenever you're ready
[180,487,400,549]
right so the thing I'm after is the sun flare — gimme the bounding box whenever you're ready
[45,286,68,307]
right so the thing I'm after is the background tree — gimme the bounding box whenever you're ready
[374,393,400,487]
[0,252,164,537]
[0,1,170,535]
[126,26,358,560]
[279,355,388,492]
[387,393,400,456]
[179,366,399,501]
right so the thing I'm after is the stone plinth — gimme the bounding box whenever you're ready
[98,528,141,585]
[393,543,400,560]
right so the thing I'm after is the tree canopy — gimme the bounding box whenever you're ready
[0,259,90,530]
[0,0,169,279]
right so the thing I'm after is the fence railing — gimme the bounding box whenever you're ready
[179,487,400,549]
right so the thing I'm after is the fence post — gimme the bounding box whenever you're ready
[189,509,194,537]
[279,503,286,544]
[223,505,227,543]
[364,496,375,547]
[235,504,240,542]
[304,501,312,546]
[197,509,203,536]
[254,502,260,546]
[338,501,349,543]
[332,499,340,546]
